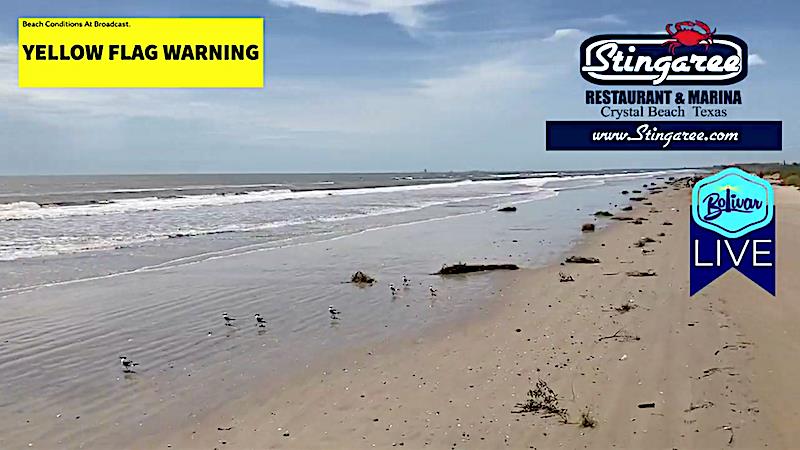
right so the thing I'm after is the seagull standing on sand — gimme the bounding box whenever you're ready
[254,313,267,328]
[402,276,410,286]
[389,283,398,296]
[120,356,138,373]
[328,305,340,320]
[222,312,236,326]
[429,285,438,297]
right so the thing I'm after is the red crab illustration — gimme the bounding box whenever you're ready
[663,20,716,54]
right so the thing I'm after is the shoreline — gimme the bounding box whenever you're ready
[150,182,799,449]
[2,174,671,450]
[149,178,800,449]
[145,185,673,449]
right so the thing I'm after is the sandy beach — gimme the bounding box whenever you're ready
[146,181,800,450]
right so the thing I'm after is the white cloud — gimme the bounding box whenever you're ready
[573,14,625,26]
[269,0,447,28]
[0,26,582,170]
[749,53,766,66]
[414,58,544,102]
[543,28,587,42]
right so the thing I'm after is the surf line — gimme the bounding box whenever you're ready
[0,208,503,298]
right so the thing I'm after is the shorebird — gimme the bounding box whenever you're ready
[429,285,438,297]
[328,305,340,320]
[119,356,138,373]
[389,283,398,296]
[254,313,267,328]
[222,312,236,326]
[402,276,410,286]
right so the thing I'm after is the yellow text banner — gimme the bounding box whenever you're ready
[18,17,264,88]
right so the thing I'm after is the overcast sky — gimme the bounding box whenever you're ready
[0,0,797,175]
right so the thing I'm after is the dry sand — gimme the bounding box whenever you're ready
[149,183,799,449]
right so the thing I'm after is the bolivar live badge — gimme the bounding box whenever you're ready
[690,168,775,295]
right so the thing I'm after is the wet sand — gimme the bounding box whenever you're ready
[4,176,672,449]
[151,183,800,449]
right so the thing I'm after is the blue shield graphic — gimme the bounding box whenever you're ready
[690,167,776,295]
[692,168,774,239]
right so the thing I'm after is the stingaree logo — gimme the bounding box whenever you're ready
[690,168,775,296]
[581,20,748,86]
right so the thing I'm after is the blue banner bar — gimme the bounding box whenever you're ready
[546,121,782,151]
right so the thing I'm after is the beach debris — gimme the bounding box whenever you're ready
[429,285,438,296]
[217,427,233,431]
[565,256,600,264]
[657,232,666,237]
[637,402,656,409]
[622,205,633,211]
[222,312,236,327]
[699,367,734,379]
[254,313,267,328]
[594,210,613,217]
[581,223,595,232]
[632,218,644,224]
[350,271,376,284]
[685,401,714,412]
[611,216,633,221]
[435,263,519,275]
[402,276,410,286]
[598,328,640,342]
[579,408,598,428]
[512,379,569,423]
[626,269,657,277]
[633,237,657,248]
[498,206,517,212]
[629,197,646,201]
[120,356,139,373]
[663,221,673,226]
[613,302,638,314]
[619,354,628,361]
[328,305,340,320]
[621,190,629,194]
[714,342,752,355]
[721,425,734,445]
[559,272,575,282]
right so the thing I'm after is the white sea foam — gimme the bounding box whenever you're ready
[0,171,678,221]
[0,170,693,261]
[0,180,488,221]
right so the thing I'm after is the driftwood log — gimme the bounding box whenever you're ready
[435,263,519,275]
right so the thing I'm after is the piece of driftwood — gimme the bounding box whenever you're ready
[565,256,600,264]
[435,263,519,275]
[350,271,376,284]
[626,269,657,277]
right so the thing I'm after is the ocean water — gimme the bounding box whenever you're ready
[0,170,689,448]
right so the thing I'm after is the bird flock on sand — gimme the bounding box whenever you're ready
[121,274,440,373]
